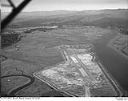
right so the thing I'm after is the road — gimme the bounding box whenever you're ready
[63,49,93,96]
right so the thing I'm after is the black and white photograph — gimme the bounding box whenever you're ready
[1,0,128,99]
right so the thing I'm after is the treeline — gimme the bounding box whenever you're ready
[1,33,22,48]
[119,28,128,35]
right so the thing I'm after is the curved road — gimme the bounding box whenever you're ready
[1,75,35,96]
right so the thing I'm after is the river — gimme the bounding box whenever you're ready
[93,32,128,93]
[1,75,35,96]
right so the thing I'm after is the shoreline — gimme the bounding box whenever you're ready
[98,62,125,96]
[108,34,128,60]
[1,75,35,96]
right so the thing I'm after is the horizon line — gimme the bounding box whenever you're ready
[2,8,128,13]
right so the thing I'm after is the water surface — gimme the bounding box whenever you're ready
[93,33,128,92]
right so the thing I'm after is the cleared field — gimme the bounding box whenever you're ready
[34,45,120,97]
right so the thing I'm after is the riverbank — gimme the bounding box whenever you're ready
[108,33,128,60]
[1,75,35,96]
[93,32,128,93]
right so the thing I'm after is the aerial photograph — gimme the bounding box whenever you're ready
[1,0,128,98]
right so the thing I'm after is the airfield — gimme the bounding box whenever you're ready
[33,44,123,97]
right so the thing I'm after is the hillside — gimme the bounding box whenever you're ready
[2,9,128,28]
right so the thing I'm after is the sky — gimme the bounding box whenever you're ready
[1,0,128,12]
